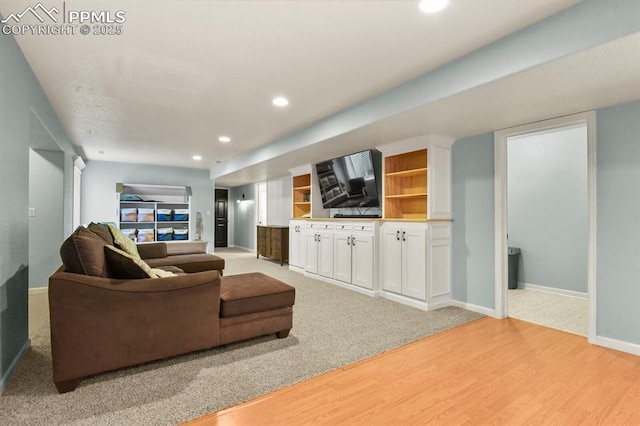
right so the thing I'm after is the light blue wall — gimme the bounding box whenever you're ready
[596,101,640,346]
[0,29,76,390]
[81,161,215,244]
[451,102,640,348]
[230,184,256,250]
[451,133,495,310]
[508,125,588,293]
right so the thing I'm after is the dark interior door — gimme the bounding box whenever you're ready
[215,189,228,247]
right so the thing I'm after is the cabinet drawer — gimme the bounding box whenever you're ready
[308,223,333,230]
[352,224,374,233]
[334,224,352,231]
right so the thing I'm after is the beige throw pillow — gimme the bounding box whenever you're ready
[108,223,141,259]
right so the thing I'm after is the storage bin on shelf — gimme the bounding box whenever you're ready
[157,209,173,221]
[137,228,155,242]
[173,209,189,221]
[137,208,155,222]
[157,227,174,242]
[121,228,137,241]
[173,228,189,240]
[120,208,137,222]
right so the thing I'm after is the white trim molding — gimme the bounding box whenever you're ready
[595,336,640,356]
[28,286,48,295]
[517,283,588,300]
[494,111,597,344]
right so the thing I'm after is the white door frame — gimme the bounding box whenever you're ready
[494,111,596,344]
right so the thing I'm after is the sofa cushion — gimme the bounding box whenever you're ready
[145,253,225,274]
[137,242,168,259]
[88,222,114,245]
[60,226,110,277]
[104,245,156,279]
[219,272,295,318]
[108,223,141,259]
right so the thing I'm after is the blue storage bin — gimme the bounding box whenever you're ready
[173,228,189,240]
[173,209,189,222]
[157,209,172,221]
[157,227,174,241]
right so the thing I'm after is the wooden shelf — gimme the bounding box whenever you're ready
[385,193,427,199]
[384,149,428,220]
[385,168,427,178]
[292,173,312,218]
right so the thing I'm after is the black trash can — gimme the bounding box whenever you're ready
[508,247,520,290]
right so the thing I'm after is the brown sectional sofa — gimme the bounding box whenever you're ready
[49,224,295,393]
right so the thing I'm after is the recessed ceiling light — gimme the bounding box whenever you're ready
[193,155,202,161]
[98,150,104,154]
[419,0,448,13]
[219,136,231,143]
[272,96,289,107]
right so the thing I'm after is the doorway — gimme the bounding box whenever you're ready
[506,124,589,336]
[215,189,228,247]
[494,111,597,343]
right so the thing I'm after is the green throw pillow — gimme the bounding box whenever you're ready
[104,245,157,279]
[151,268,176,278]
[107,223,141,259]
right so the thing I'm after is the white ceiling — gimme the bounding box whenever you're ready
[3,0,638,187]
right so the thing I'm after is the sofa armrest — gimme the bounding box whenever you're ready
[137,242,167,259]
[48,269,221,387]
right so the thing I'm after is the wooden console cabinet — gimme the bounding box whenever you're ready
[257,226,289,266]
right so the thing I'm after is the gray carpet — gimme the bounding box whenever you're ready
[1,249,483,425]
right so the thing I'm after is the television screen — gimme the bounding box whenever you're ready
[315,150,381,209]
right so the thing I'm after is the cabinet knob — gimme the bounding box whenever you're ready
[347,236,351,245]
[396,230,400,241]
[352,237,356,246]
[402,231,406,242]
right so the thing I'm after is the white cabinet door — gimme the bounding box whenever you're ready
[289,220,305,268]
[334,232,352,284]
[381,225,402,294]
[352,234,374,290]
[317,231,334,279]
[305,231,319,274]
[402,227,427,301]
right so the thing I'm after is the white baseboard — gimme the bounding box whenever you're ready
[28,286,47,295]
[378,291,431,311]
[303,272,376,297]
[0,339,30,395]
[230,245,254,253]
[517,282,588,300]
[288,265,305,274]
[596,336,640,356]
[448,300,498,318]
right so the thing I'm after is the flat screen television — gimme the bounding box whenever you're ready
[315,149,381,209]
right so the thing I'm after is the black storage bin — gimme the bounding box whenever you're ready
[508,247,520,290]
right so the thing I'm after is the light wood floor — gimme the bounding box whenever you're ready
[187,317,640,426]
